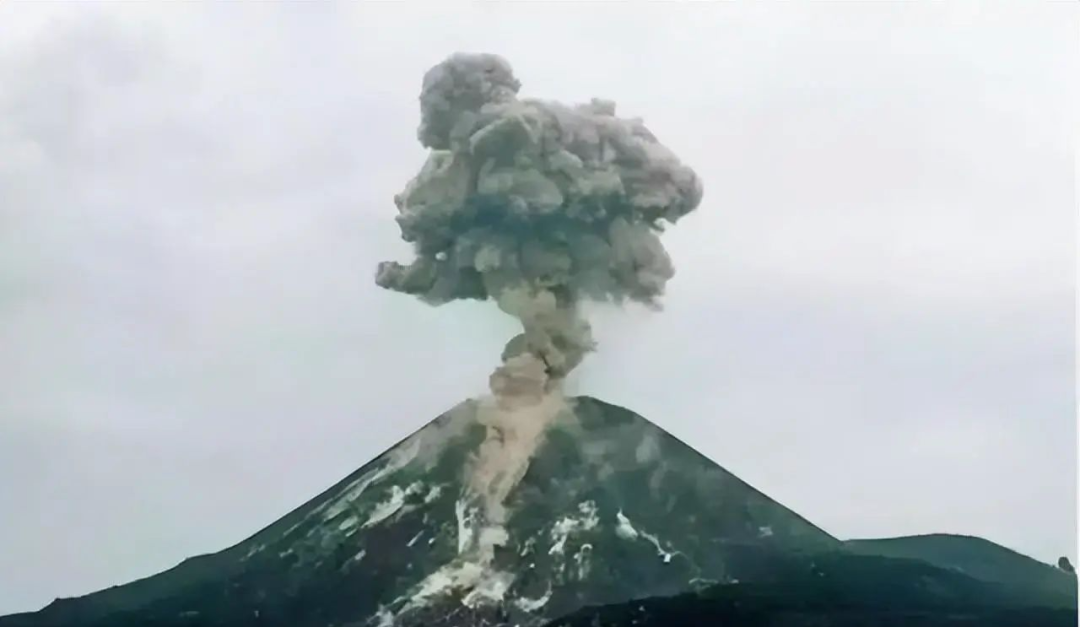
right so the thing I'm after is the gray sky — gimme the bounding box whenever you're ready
[0,2,1075,617]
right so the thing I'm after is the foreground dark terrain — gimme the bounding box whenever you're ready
[548,550,1076,627]
[2,398,1074,627]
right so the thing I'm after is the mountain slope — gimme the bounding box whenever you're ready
[845,534,1076,609]
[0,397,841,627]
[547,550,1077,626]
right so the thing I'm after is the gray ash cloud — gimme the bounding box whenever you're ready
[377,53,702,387]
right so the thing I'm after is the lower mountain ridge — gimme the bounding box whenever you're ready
[1,397,1074,627]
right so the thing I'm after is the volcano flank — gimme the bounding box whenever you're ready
[1,398,1073,627]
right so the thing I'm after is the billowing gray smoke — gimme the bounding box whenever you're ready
[377,53,702,394]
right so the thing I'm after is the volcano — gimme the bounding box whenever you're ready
[1,398,1074,627]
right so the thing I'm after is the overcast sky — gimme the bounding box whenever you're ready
[0,2,1076,617]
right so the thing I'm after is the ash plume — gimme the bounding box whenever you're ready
[374,56,703,589]
[377,52,703,393]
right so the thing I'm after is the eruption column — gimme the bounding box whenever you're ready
[374,53,705,602]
